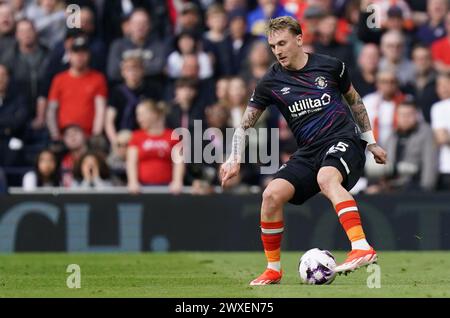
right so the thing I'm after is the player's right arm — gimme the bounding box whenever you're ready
[343,85,387,164]
[220,106,264,188]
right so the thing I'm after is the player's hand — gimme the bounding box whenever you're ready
[220,156,241,188]
[368,143,387,164]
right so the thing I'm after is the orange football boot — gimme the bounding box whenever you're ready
[335,248,377,274]
[249,268,282,286]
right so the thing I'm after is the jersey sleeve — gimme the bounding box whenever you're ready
[335,59,352,94]
[248,79,272,110]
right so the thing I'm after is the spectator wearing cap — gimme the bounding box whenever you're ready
[299,5,327,45]
[431,12,450,74]
[41,27,107,104]
[0,19,49,131]
[352,43,380,98]
[107,8,166,84]
[47,37,108,140]
[378,30,415,87]
[25,0,66,49]
[167,30,213,80]
[105,51,162,145]
[313,13,355,73]
[0,3,16,59]
[416,0,447,46]
[0,63,29,168]
[403,45,439,124]
[357,0,413,45]
[247,0,295,38]
[222,8,257,76]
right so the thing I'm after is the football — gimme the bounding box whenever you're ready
[298,248,337,285]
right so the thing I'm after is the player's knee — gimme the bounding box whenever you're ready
[262,187,285,210]
[317,168,340,194]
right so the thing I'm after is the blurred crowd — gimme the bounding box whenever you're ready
[0,0,450,195]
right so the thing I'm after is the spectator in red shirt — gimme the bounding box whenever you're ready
[127,99,184,194]
[431,12,450,74]
[47,36,108,140]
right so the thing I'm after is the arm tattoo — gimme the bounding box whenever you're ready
[231,107,264,161]
[344,86,372,133]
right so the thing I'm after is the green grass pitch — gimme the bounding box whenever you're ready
[0,252,449,298]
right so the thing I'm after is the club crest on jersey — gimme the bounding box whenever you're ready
[281,87,291,95]
[315,76,328,89]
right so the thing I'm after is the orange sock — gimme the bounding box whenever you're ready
[260,221,283,270]
[335,200,366,243]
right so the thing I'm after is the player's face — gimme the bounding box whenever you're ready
[268,29,302,69]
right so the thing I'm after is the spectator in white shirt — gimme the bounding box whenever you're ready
[363,70,406,148]
[431,72,450,190]
[22,149,60,191]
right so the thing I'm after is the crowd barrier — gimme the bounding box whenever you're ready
[1,190,450,252]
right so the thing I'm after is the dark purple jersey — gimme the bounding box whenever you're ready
[249,53,359,155]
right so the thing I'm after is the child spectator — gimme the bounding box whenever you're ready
[60,124,88,187]
[72,151,112,189]
[22,149,60,191]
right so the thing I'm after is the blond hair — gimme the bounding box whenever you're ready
[206,3,226,17]
[265,16,302,37]
[137,99,168,116]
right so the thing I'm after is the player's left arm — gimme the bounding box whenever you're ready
[343,85,387,164]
